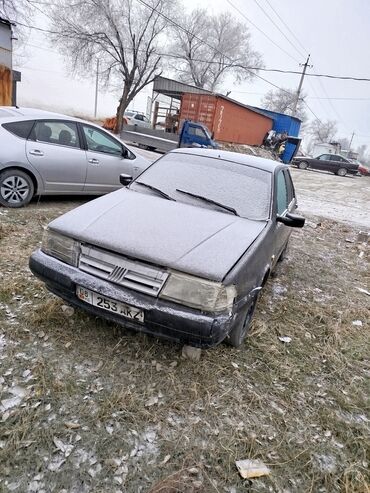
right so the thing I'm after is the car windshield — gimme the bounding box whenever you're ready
[130,153,272,220]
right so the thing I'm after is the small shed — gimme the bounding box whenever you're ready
[253,107,302,163]
[253,107,301,137]
[0,17,13,106]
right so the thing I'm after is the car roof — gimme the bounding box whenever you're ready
[169,148,283,173]
[0,106,84,123]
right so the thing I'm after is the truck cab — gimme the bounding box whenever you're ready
[179,120,218,149]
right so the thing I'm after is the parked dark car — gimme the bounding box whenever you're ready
[293,153,359,176]
[29,149,305,349]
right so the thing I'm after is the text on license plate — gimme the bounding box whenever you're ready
[76,286,144,323]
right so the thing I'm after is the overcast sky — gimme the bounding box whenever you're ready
[14,0,370,149]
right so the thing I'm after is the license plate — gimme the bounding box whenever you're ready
[76,286,144,323]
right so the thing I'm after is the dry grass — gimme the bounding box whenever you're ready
[0,201,369,493]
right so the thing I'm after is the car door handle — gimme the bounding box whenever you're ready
[29,149,44,156]
[88,158,100,165]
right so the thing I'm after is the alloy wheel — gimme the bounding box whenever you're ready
[1,175,30,205]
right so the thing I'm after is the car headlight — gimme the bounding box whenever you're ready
[159,271,236,312]
[41,229,80,267]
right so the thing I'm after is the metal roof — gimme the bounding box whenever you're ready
[153,76,213,99]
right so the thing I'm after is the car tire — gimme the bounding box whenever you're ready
[0,169,34,208]
[336,168,347,177]
[227,297,258,348]
[298,161,309,170]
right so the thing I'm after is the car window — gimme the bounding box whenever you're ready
[318,154,330,161]
[276,170,288,215]
[188,126,207,138]
[33,121,80,148]
[284,170,295,203]
[2,120,34,139]
[82,125,122,155]
[143,116,150,123]
[134,114,144,121]
[131,153,272,221]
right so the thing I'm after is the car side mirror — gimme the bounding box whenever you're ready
[121,147,129,158]
[277,212,305,228]
[119,173,133,186]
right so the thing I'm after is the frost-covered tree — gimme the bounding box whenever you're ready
[170,8,263,91]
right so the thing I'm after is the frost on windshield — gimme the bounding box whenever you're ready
[131,153,272,220]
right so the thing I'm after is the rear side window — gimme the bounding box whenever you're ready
[33,121,80,148]
[276,170,288,215]
[2,120,34,139]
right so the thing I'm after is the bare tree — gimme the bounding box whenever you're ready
[262,87,307,122]
[50,0,176,133]
[0,0,41,26]
[309,118,337,143]
[336,137,350,150]
[170,9,263,91]
[356,144,367,161]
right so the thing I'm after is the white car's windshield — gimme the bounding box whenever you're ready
[131,153,272,220]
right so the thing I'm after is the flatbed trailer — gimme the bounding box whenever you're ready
[121,121,217,153]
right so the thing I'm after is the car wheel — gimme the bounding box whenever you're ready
[337,167,347,177]
[298,161,309,170]
[227,297,258,348]
[0,169,34,208]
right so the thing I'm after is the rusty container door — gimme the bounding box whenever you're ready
[0,65,12,105]
[213,96,273,146]
[179,93,217,133]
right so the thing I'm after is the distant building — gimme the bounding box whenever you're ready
[0,17,21,105]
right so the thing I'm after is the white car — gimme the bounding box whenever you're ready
[124,111,151,128]
[0,107,150,207]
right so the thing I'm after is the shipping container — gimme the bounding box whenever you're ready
[180,93,273,146]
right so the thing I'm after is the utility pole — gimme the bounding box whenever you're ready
[94,59,99,118]
[348,131,355,151]
[291,54,312,117]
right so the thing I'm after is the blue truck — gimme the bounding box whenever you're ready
[121,120,218,153]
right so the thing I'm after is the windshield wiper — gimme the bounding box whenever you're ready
[135,182,175,201]
[176,189,239,216]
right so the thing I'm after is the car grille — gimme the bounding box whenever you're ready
[79,244,169,297]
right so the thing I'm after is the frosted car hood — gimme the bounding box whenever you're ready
[49,189,267,281]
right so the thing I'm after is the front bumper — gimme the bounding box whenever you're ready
[29,250,236,348]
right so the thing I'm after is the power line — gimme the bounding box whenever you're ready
[251,0,306,59]
[225,0,300,63]
[21,25,370,82]
[302,100,322,123]
[263,0,309,56]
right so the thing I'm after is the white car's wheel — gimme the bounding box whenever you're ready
[0,169,34,208]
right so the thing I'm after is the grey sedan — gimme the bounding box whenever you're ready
[29,149,305,349]
[0,107,150,207]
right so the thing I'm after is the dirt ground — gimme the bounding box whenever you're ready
[0,168,369,493]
